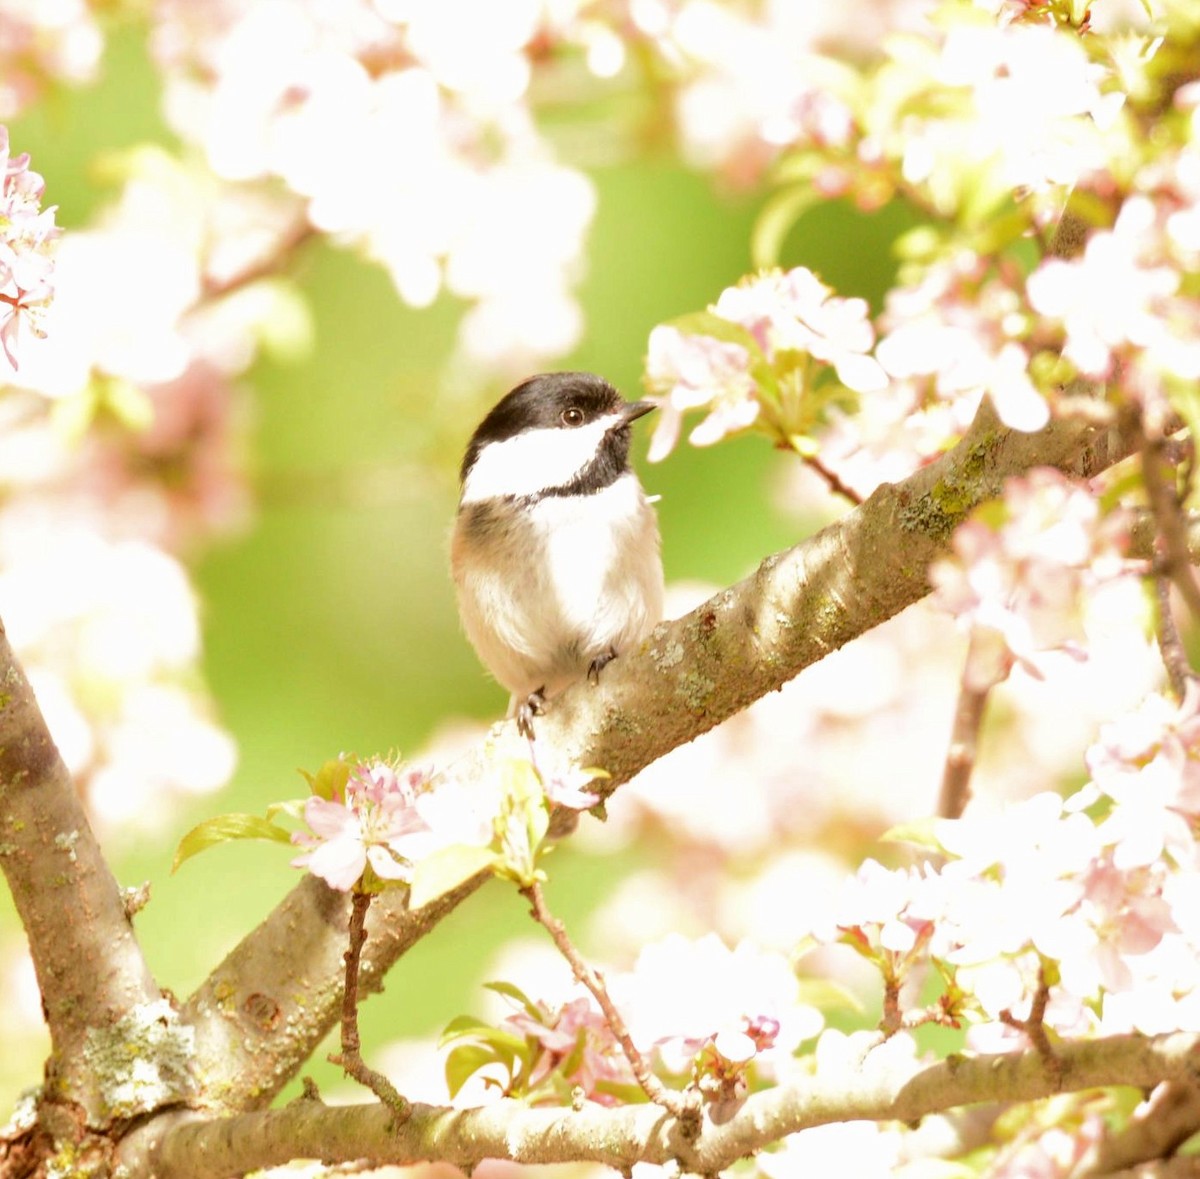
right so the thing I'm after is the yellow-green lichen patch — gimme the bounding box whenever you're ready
[82,997,195,1122]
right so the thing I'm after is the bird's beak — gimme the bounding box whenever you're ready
[621,400,657,424]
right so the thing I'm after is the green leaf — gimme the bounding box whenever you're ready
[171,813,293,874]
[483,980,543,1019]
[666,310,763,357]
[299,757,352,801]
[439,1014,499,1044]
[438,1015,530,1059]
[266,798,307,823]
[407,843,498,910]
[752,183,820,269]
[794,976,865,1014]
[445,1043,509,1100]
[101,376,156,431]
[878,817,942,851]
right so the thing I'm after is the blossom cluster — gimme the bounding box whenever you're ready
[149,0,599,367]
[0,148,304,830]
[0,126,57,369]
[810,690,1200,1049]
[0,0,101,119]
[288,743,604,896]
[644,266,887,461]
[931,467,1133,689]
[444,933,822,1107]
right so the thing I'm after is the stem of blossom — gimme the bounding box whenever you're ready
[804,454,864,506]
[328,890,411,1121]
[1138,415,1200,623]
[1153,576,1193,700]
[520,880,701,1127]
[937,632,992,820]
[200,221,316,299]
[999,964,1062,1084]
[879,970,903,1038]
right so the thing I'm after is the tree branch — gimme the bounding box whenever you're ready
[174,401,1134,1111]
[120,1029,1200,1178]
[0,622,164,1124]
[1077,1080,1200,1176]
[936,631,994,819]
[327,891,410,1117]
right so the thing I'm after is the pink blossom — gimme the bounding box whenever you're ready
[644,324,758,461]
[1085,684,1200,868]
[528,741,605,811]
[505,996,634,1104]
[1087,683,1200,815]
[876,253,1048,435]
[291,759,432,891]
[0,126,58,369]
[1027,197,1179,378]
[617,933,822,1077]
[645,267,887,460]
[931,469,1130,687]
[712,267,886,394]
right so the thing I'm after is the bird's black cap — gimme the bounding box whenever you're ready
[460,372,653,489]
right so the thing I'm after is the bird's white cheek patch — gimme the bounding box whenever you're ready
[461,416,624,504]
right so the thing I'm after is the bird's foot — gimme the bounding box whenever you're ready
[516,688,546,739]
[588,645,618,684]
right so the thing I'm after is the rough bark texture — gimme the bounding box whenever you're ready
[0,624,163,1124]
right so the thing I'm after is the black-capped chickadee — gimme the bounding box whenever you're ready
[451,371,664,736]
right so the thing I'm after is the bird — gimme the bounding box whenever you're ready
[451,371,664,737]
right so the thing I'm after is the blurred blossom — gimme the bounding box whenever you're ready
[12,151,303,399]
[757,1120,903,1179]
[1085,684,1200,870]
[638,0,928,183]
[0,941,46,1064]
[617,933,823,1077]
[0,527,236,829]
[1028,196,1184,379]
[152,0,597,368]
[923,23,1121,193]
[0,0,102,117]
[930,469,1132,689]
[87,685,238,828]
[870,250,1047,473]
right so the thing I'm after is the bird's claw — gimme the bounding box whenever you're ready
[588,645,618,684]
[516,688,546,739]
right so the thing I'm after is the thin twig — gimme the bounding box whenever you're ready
[200,220,316,299]
[520,880,701,1127]
[1153,575,1193,699]
[1138,414,1200,622]
[805,453,864,505]
[880,972,903,1038]
[328,891,411,1121]
[937,632,993,819]
[999,963,1062,1086]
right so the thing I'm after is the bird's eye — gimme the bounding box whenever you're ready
[561,407,585,427]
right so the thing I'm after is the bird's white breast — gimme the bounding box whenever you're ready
[451,472,663,700]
